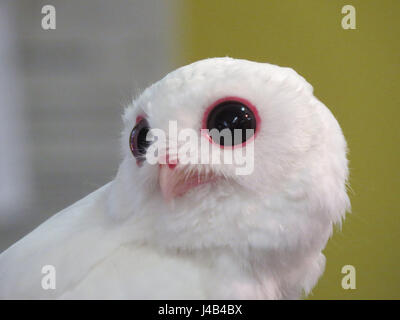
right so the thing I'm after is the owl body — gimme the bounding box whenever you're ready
[0,58,350,299]
[0,183,325,299]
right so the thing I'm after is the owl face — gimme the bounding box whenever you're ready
[112,58,350,252]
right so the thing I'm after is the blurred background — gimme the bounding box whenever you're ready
[0,0,398,299]
[0,0,179,250]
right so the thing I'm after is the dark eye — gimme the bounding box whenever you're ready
[206,100,257,146]
[129,117,151,162]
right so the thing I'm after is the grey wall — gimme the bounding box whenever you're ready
[0,0,178,251]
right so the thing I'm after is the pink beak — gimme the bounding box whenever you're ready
[158,164,216,201]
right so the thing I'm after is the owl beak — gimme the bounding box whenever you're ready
[158,164,216,202]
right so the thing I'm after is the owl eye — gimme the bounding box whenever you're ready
[129,117,151,162]
[205,99,258,146]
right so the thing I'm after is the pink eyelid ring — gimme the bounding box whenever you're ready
[135,115,145,124]
[201,96,261,149]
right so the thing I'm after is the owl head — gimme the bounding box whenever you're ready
[109,58,350,255]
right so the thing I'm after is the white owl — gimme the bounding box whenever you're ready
[0,58,350,299]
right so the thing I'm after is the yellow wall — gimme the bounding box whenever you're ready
[179,0,400,299]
